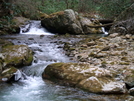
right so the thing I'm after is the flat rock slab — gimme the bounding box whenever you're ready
[42,62,127,94]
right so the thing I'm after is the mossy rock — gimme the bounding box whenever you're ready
[12,17,29,27]
[2,45,33,68]
[0,66,17,82]
[119,62,130,65]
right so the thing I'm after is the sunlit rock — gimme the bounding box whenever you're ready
[42,62,127,94]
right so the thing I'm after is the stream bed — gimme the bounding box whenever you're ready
[0,21,132,101]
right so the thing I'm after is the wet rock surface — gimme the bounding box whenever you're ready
[0,39,33,82]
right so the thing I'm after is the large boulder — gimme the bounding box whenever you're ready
[42,62,127,94]
[1,44,33,67]
[0,39,33,82]
[0,66,24,82]
[41,9,83,34]
[41,9,103,35]
[109,3,134,34]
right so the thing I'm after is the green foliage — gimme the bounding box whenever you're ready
[99,0,132,19]
[38,0,66,14]
[0,0,39,34]
[0,15,14,29]
[37,0,132,19]
[12,0,39,19]
[38,0,99,14]
[0,0,132,27]
[1,0,133,19]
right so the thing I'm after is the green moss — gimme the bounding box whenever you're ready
[119,62,130,65]
[88,52,95,57]
[2,45,33,67]
[116,48,124,51]
[69,48,75,51]
[49,62,64,67]
[1,66,17,76]
[110,62,115,65]
[80,47,86,50]
[121,57,128,61]
[101,61,107,65]
[97,42,104,46]
[48,11,64,18]
[25,54,33,65]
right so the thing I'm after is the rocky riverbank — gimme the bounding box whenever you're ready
[42,33,134,96]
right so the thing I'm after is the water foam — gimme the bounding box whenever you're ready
[20,20,54,35]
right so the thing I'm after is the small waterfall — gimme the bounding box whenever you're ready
[102,27,108,35]
[20,20,54,35]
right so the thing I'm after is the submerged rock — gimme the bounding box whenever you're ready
[42,62,127,94]
[41,9,103,35]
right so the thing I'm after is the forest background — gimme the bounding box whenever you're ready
[0,0,133,33]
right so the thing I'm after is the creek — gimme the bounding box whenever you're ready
[0,21,124,101]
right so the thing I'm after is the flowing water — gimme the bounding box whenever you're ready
[0,21,129,101]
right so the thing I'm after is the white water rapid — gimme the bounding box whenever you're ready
[0,43,73,101]
[0,21,91,101]
[20,20,54,35]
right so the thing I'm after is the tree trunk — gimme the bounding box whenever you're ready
[65,0,69,9]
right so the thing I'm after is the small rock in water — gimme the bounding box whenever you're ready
[129,88,134,96]
[109,33,119,38]
[40,35,44,38]
[28,38,34,40]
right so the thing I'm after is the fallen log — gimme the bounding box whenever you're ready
[90,19,114,24]
[87,23,113,28]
